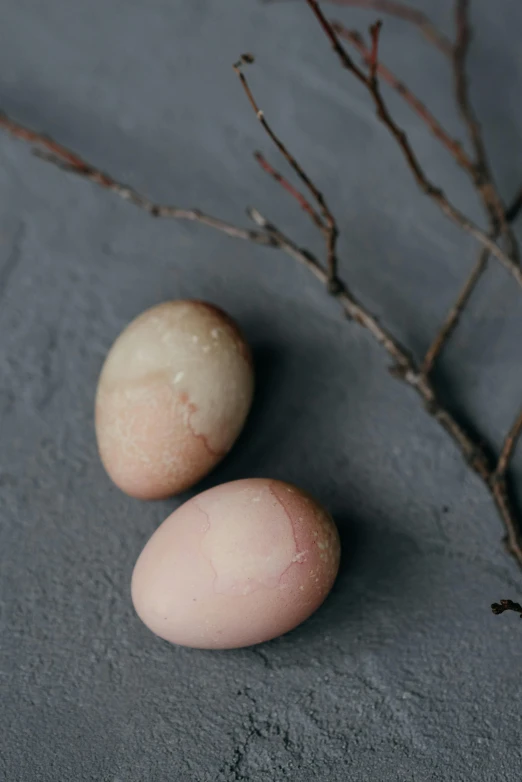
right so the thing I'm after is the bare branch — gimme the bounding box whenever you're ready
[497,409,522,480]
[234,55,340,289]
[452,0,518,262]
[249,207,415,368]
[421,177,522,377]
[304,0,522,286]
[264,0,453,56]
[254,152,327,232]
[453,1,489,177]
[332,23,473,171]
[337,18,520,268]
[422,247,489,376]
[368,20,382,83]
[489,406,522,565]
[0,112,279,248]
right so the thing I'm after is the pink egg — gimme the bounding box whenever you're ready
[131,479,341,649]
[95,300,254,499]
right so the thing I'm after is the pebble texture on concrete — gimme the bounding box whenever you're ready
[1,1,522,780]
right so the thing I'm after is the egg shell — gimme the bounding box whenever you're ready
[131,478,341,649]
[95,300,254,499]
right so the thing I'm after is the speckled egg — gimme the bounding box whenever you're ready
[131,478,341,649]
[95,301,254,499]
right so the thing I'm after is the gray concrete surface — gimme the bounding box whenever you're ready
[1,1,522,779]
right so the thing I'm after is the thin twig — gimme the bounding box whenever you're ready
[264,0,453,56]
[453,1,491,182]
[422,180,522,376]
[337,17,521,280]
[422,247,489,376]
[238,23,522,570]
[492,407,522,564]
[368,20,382,83]
[303,1,522,286]
[420,3,521,376]
[332,23,473,171]
[254,151,327,232]
[453,0,519,264]
[336,17,519,268]
[0,112,276,248]
[491,599,522,618]
[233,54,340,289]
[496,409,522,480]
[249,207,415,367]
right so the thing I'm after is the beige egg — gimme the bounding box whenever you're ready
[131,478,341,649]
[95,301,254,499]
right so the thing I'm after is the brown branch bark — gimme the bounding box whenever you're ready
[233,55,339,289]
[491,409,522,565]
[264,0,453,56]
[422,179,522,376]
[254,152,327,232]
[303,1,522,287]
[0,112,278,248]
[491,406,522,565]
[453,0,519,264]
[332,24,473,171]
[497,409,522,480]
[335,18,520,271]
[422,246,489,376]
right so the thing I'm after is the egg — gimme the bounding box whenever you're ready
[131,478,341,649]
[95,301,254,499]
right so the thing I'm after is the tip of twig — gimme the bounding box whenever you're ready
[233,53,255,72]
[368,20,383,81]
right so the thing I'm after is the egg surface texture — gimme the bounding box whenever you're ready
[131,478,341,649]
[95,301,254,499]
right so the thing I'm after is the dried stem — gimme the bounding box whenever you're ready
[303,1,522,286]
[264,0,453,56]
[0,112,277,247]
[368,20,382,83]
[453,0,518,262]
[254,152,326,232]
[497,409,522,480]
[233,54,339,289]
[422,180,522,376]
[336,19,520,269]
[332,24,473,171]
[422,247,489,376]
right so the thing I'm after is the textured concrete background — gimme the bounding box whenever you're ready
[1,1,522,779]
